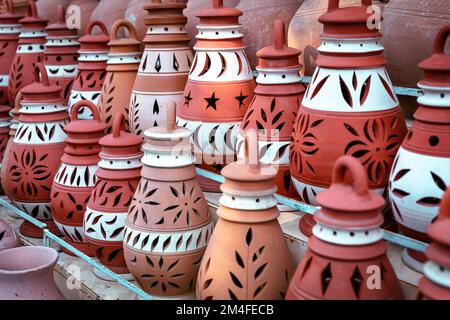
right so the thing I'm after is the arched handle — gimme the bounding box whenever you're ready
[327,0,372,11]
[27,0,38,18]
[111,19,138,41]
[166,101,176,131]
[71,100,100,122]
[331,156,369,197]
[14,91,23,112]
[112,113,125,138]
[273,20,286,50]
[433,23,450,55]
[33,63,50,86]
[242,129,260,173]
[56,4,66,24]
[439,187,450,219]
[85,20,108,37]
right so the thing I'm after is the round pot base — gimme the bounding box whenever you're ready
[299,214,315,238]
[19,220,62,239]
[401,248,426,273]
[93,267,134,282]
[61,240,94,257]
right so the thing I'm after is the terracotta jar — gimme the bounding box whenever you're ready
[8,0,48,104]
[286,156,404,300]
[388,24,450,273]
[0,0,23,106]
[12,0,28,17]
[197,129,294,300]
[99,19,140,134]
[418,187,450,300]
[124,0,147,42]
[236,0,302,69]
[0,105,10,194]
[51,100,106,256]
[36,0,71,23]
[44,5,80,104]
[129,0,192,137]
[383,0,450,118]
[0,246,63,299]
[177,0,255,193]
[68,0,99,36]
[238,20,304,210]
[0,218,20,251]
[89,0,128,35]
[84,113,142,281]
[290,0,407,237]
[124,102,212,299]
[68,20,109,120]
[4,64,68,238]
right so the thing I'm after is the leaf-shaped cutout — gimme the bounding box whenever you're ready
[339,75,353,107]
[100,224,106,239]
[110,227,124,239]
[394,169,410,181]
[310,75,330,100]
[203,279,213,290]
[107,249,122,262]
[228,289,238,300]
[359,75,372,106]
[431,172,447,191]
[198,53,211,77]
[378,73,396,102]
[253,282,267,298]
[344,123,359,137]
[260,108,267,123]
[245,228,253,246]
[416,197,441,206]
[352,71,358,90]
[254,263,267,279]
[146,256,154,268]
[170,186,178,197]
[229,272,243,288]
[392,188,410,198]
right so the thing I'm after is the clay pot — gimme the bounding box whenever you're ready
[36,0,71,23]
[0,246,63,299]
[99,19,140,134]
[44,5,80,104]
[124,0,146,42]
[84,113,143,281]
[287,156,404,300]
[68,0,99,36]
[287,0,384,76]
[124,102,212,298]
[237,0,302,69]
[0,218,20,251]
[4,64,68,238]
[51,100,106,256]
[389,24,450,273]
[177,0,256,193]
[129,0,192,137]
[238,20,304,210]
[68,20,109,120]
[89,0,128,36]
[8,0,48,105]
[0,105,10,194]
[12,0,28,16]
[197,130,294,299]
[290,0,407,237]
[418,187,450,300]
[0,0,23,106]
[383,0,450,119]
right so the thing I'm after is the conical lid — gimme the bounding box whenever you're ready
[20,63,62,103]
[0,0,23,25]
[196,0,242,25]
[108,19,140,55]
[143,0,187,26]
[19,0,48,30]
[78,20,109,52]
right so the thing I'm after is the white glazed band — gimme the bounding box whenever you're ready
[313,222,384,246]
[196,25,243,40]
[318,37,384,54]
[417,84,450,107]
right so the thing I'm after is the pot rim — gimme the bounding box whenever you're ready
[0,246,58,275]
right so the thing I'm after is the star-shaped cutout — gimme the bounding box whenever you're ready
[184,91,193,108]
[235,91,248,109]
[204,92,220,111]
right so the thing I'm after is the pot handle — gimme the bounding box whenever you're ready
[112,113,125,138]
[327,0,372,11]
[331,156,369,197]
[433,24,450,55]
[71,100,101,122]
[14,90,23,113]
[242,129,260,173]
[273,20,286,50]
[27,0,38,18]
[33,63,50,87]
[165,101,177,131]
[111,19,138,42]
[85,20,109,37]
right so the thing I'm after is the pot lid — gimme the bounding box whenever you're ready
[144,0,187,26]
[318,0,382,39]
[64,100,107,136]
[20,63,62,102]
[0,0,23,25]
[257,20,302,70]
[419,24,450,87]
[196,0,242,25]
[19,0,48,30]
[99,113,142,156]
[108,19,140,54]
[46,5,79,39]
[0,105,11,119]
[78,20,109,52]
[314,156,385,230]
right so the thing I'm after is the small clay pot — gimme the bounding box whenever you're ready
[0,246,64,299]
[68,0,99,36]
[0,218,21,251]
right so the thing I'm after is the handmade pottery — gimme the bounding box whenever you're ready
[44,5,80,104]
[129,0,192,137]
[0,218,20,251]
[51,100,106,256]
[84,113,142,281]
[124,102,213,299]
[68,0,99,36]
[0,105,10,194]
[196,129,294,300]
[286,156,404,300]
[36,0,71,23]
[68,20,109,120]
[177,0,255,193]
[12,0,29,17]
[89,0,128,35]
[4,64,68,238]
[389,24,450,273]
[0,246,63,299]
[99,19,140,134]
[290,0,407,237]
[418,187,450,300]
[237,20,304,210]
[8,0,48,104]
[0,0,23,106]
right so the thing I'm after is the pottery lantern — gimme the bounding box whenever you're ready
[44,5,79,104]
[197,130,294,300]
[124,102,212,299]
[418,187,450,300]
[0,218,20,251]
[287,156,403,300]
[0,0,23,106]
[0,105,10,194]
[68,20,109,120]
[99,19,140,134]
[388,24,450,273]
[68,0,99,37]
[8,0,48,104]
[51,100,106,256]
[83,113,142,281]
[177,0,256,193]
[129,0,192,137]
[290,0,407,237]
[4,63,68,238]
[238,20,304,210]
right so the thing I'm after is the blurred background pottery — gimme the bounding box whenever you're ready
[89,0,128,35]
[0,218,20,251]
[0,105,10,195]
[68,0,99,36]
[36,0,70,23]
[124,0,146,41]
